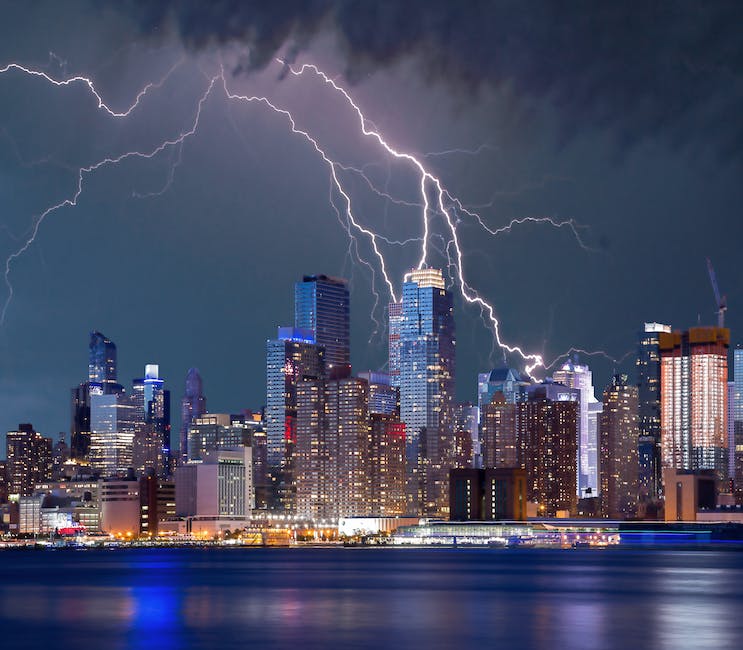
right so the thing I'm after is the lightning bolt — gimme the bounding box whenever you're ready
[1,52,611,381]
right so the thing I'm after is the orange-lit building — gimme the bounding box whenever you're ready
[660,327,729,489]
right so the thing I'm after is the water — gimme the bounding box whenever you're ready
[1,547,742,649]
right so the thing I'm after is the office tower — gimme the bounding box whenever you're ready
[734,347,743,504]
[187,413,249,461]
[5,424,53,497]
[388,301,403,386]
[599,374,640,518]
[88,331,118,392]
[180,368,207,465]
[396,268,456,517]
[175,447,253,531]
[132,365,171,477]
[70,383,91,461]
[266,327,325,512]
[552,358,603,498]
[295,274,350,372]
[518,383,580,516]
[660,327,729,487]
[637,323,671,504]
[481,392,519,468]
[477,367,531,410]
[89,392,140,477]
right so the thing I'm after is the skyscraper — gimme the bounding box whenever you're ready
[180,368,206,465]
[89,392,139,477]
[265,327,325,512]
[518,383,580,517]
[552,358,603,498]
[637,322,671,504]
[295,274,350,372]
[5,424,53,497]
[388,301,403,386]
[88,331,118,393]
[481,392,518,469]
[660,327,729,488]
[599,374,640,519]
[132,364,171,477]
[395,268,455,516]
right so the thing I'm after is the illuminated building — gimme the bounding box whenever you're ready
[88,330,118,393]
[387,301,403,386]
[132,364,171,478]
[174,447,254,532]
[5,424,53,497]
[449,468,526,521]
[0,461,7,503]
[552,358,602,498]
[734,347,743,504]
[369,414,407,516]
[518,383,579,517]
[396,268,456,517]
[295,274,350,372]
[100,480,140,535]
[481,392,518,469]
[89,392,140,477]
[659,327,729,487]
[180,367,206,465]
[265,327,325,512]
[599,374,639,519]
[637,322,671,504]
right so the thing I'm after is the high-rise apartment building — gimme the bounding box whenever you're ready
[481,392,519,469]
[180,368,206,465]
[295,275,350,372]
[659,327,729,487]
[637,323,671,504]
[518,383,580,516]
[5,424,53,497]
[265,327,325,512]
[395,268,455,517]
[388,301,403,386]
[599,374,640,519]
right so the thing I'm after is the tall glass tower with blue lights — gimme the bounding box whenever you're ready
[295,275,350,373]
[393,268,455,516]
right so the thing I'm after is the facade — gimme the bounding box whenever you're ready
[734,347,743,503]
[396,268,456,517]
[265,327,325,512]
[174,448,253,524]
[388,301,403,386]
[88,330,118,392]
[452,402,477,468]
[449,468,527,521]
[358,371,398,416]
[5,424,53,497]
[663,469,717,522]
[518,383,580,517]
[100,480,141,535]
[180,368,207,465]
[70,382,91,462]
[637,323,671,504]
[89,392,140,477]
[599,375,640,519]
[139,475,176,537]
[481,392,518,469]
[295,274,350,372]
[552,359,603,498]
[659,327,729,487]
[368,415,407,516]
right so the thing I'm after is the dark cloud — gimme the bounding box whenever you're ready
[117,0,743,161]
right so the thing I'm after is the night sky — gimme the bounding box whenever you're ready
[1,1,742,453]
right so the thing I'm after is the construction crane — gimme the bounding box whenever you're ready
[706,257,727,328]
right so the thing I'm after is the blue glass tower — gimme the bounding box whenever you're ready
[396,268,455,516]
[88,331,118,393]
[295,275,350,372]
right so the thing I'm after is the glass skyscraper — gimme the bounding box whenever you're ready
[88,331,118,393]
[733,347,743,502]
[395,268,455,517]
[180,368,207,465]
[636,322,670,503]
[295,274,350,372]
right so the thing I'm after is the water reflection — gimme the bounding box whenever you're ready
[1,548,743,650]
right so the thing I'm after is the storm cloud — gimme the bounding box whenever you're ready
[118,0,743,161]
